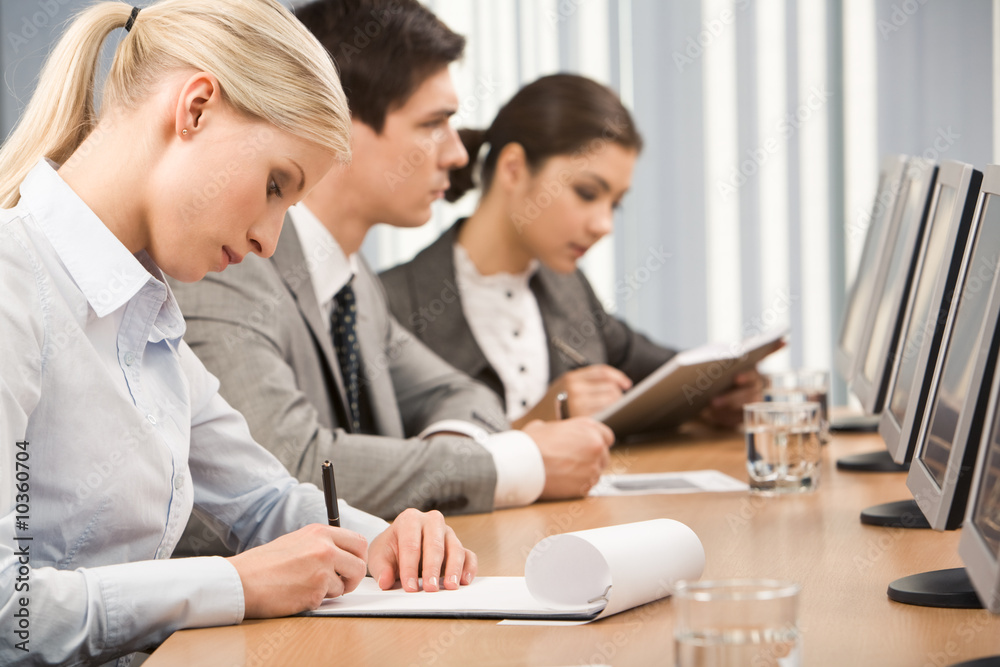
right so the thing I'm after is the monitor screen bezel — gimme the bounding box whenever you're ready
[879,160,983,463]
[835,155,909,384]
[958,262,1000,612]
[849,157,937,414]
[907,165,1000,531]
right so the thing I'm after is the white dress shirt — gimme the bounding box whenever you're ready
[0,160,388,667]
[453,243,550,422]
[288,204,545,508]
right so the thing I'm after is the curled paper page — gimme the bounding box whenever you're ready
[525,518,706,619]
[305,518,704,621]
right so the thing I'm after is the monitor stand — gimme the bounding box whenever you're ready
[830,413,881,432]
[837,450,910,472]
[950,658,1000,666]
[888,567,983,609]
[860,499,931,529]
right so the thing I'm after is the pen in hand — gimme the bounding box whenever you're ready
[322,459,340,527]
[552,337,592,420]
[551,336,590,370]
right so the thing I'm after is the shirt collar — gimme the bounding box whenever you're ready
[18,158,173,319]
[136,250,186,344]
[453,242,539,289]
[288,202,356,311]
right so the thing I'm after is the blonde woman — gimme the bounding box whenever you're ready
[0,2,474,664]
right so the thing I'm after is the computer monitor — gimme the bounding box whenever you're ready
[850,157,937,415]
[908,164,1000,531]
[959,312,1000,614]
[891,253,1000,610]
[879,160,983,464]
[835,155,909,383]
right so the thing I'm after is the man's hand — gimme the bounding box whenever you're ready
[368,508,477,593]
[522,417,615,499]
[227,523,368,618]
[699,370,765,428]
[513,365,632,426]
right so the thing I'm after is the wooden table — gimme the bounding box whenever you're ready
[147,429,1000,666]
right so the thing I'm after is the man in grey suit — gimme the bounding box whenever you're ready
[170,0,613,550]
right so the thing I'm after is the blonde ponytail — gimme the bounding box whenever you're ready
[0,4,129,207]
[0,0,351,208]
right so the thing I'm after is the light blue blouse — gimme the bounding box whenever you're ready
[0,160,387,666]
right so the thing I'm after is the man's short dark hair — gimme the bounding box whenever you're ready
[294,0,466,133]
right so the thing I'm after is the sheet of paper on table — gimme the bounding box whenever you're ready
[589,470,748,496]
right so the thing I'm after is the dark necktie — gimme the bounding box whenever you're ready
[332,280,361,432]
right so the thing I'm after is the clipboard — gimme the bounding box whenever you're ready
[594,328,787,438]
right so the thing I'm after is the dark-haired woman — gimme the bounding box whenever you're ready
[380,74,761,429]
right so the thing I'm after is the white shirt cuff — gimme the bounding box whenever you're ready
[339,498,391,543]
[89,555,245,631]
[480,431,545,508]
[417,419,490,441]
[417,421,545,509]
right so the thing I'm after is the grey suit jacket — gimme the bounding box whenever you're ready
[169,218,503,539]
[379,220,679,414]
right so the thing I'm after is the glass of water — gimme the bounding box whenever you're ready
[744,401,822,494]
[674,579,802,667]
[763,370,830,443]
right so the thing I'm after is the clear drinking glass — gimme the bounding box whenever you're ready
[744,401,822,494]
[674,579,802,667]
[763,370,831,443]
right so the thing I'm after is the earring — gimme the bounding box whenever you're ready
[181,129,188,136]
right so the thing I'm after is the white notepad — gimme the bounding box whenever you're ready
[304,519,706,622]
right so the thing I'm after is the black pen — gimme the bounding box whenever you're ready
[322,459,340,527]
